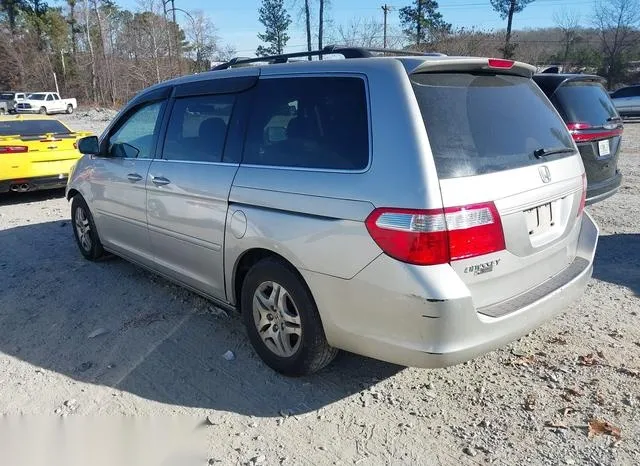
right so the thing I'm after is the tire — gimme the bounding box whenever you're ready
[66,104,73,114]
[241,258,338,376]
[71,195,105,261]
[39,106,47,115]
[0,108,5,115]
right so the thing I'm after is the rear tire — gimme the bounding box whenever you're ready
[39,106,47,115]
[0,108,5,115]
[71,195,105,261]
[66,104,73,114]
[241,258,338,376]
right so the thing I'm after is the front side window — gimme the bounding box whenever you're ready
[242,77,369,170]
[108,101,164,159]
[162,94,235,162]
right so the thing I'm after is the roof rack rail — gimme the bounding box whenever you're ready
[211,45,445,71]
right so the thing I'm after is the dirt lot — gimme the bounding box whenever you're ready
[1,112,639,465]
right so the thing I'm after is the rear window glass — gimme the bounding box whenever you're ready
[0,120,70,136]
[28,94,46,100]
[411,73,574,179]
[552,82,618,126]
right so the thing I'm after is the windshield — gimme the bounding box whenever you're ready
[0,93,14,100]
[411,73,574,179]
[552,81,619,127]
[0,120,70,136]
[27,93,46,100]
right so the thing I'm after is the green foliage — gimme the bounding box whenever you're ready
[490,0,535,19]
[256,0,291,56]
[399,0,451,45]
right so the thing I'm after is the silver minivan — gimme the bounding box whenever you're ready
[68,47,598,375]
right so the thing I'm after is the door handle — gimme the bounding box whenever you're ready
[127,173,143,182]
[151,176,171,186]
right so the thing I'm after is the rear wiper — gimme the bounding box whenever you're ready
[533,147,574,158]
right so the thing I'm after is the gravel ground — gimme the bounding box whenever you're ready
[0,112,639,465]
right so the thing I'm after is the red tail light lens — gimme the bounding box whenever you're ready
[577,173,587,217]
[0,145,28,154]
[566,121,623,142]
[566,122,592,131]
[488,58,515,69]
[445,203,506,260]
[365,202,505,265]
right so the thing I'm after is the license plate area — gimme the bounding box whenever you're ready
[598,139,611,157]
[525,202,554,236]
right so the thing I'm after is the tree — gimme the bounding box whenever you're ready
[0,38,23,87]
[399,0,451,46]
[0,0,26,33]
[185,10,218,72]
[318,0,325,53]
[553,9,582,71]
[256,0,291,56]
[594,0,640,88]
[490,0,535,59]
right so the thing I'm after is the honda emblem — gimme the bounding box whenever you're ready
[539,166,551,183]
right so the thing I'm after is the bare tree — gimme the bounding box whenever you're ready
[83,0,97,102]
[185,10,218,72]
[554,9,581,71]
[335,17,402,49]
[594,0,640,87]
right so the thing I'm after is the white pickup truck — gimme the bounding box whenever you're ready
[15,92,78,115]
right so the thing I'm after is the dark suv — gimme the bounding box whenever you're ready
[533,73,623,205]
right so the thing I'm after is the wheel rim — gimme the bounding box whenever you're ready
[74,206,92,252]
[253,281,302,358]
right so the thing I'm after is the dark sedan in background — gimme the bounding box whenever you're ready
[534,73,623,205]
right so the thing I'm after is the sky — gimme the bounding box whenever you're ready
[112,0,598,56]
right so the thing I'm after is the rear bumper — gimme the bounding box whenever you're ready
[0,174,68,193]
[586,171,622,205]
[304,212,599,368]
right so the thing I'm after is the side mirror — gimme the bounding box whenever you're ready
[77,136,100,155]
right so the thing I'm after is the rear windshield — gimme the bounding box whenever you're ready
[552,81,618,127]
[28,93,46,100]
[0,120,70,136]
[411,73,574,179]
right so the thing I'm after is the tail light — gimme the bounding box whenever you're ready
[488,58,515,69]
[577,173,587,217]
[566,121,623,142]
[365,202,505,266]
[0,145,28,154]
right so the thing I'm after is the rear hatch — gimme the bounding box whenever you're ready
[410,65,586,310]
[549,79,622,186]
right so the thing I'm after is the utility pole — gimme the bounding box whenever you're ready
[381,4,391,49]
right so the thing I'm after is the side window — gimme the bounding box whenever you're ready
[46,94,53,101]
[614,88,633,98]
[53,94,60,100]
[108,101,164,159]
[162,94,234,162]
[242,77,369,170]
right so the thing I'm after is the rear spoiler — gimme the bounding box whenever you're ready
[0,131,93,141]
[409,57,536,78]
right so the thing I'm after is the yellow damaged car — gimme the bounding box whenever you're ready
[0,114,92,193]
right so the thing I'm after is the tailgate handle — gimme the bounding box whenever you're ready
[151,176,171,186]
[127,173,143,182]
